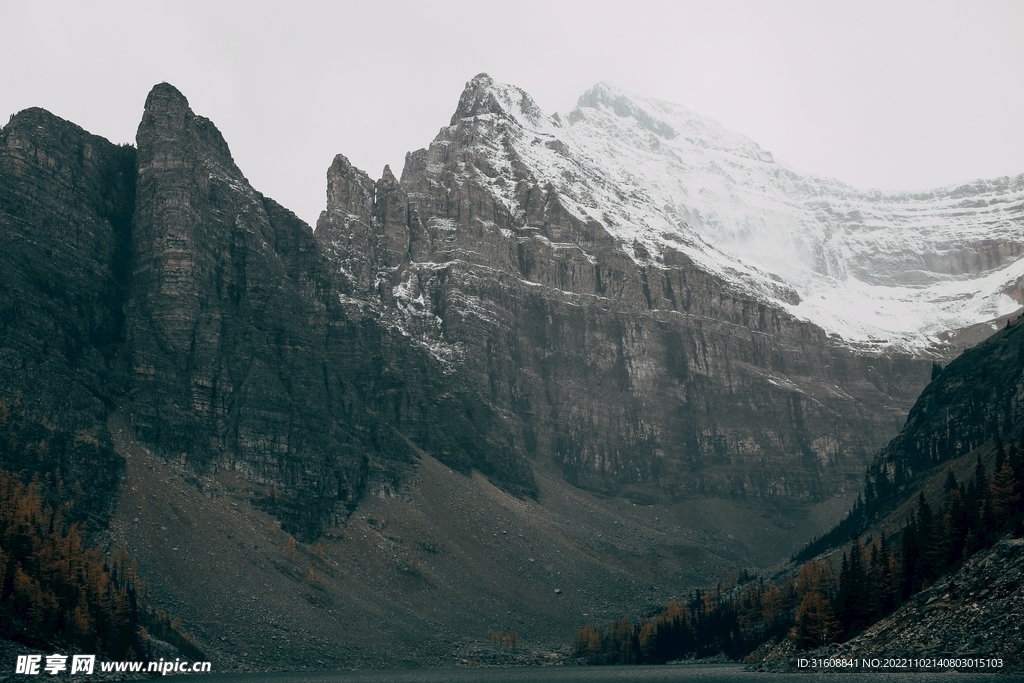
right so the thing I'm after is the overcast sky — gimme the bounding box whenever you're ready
[3,1,1023,227]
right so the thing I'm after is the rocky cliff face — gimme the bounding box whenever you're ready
[0,85,534,540]
[124,84,535,537]
[0,107,134,523]
[317,75,935,502]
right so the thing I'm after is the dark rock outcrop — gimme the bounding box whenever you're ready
[0,107,134,524]
[0,85,534,540]
[124,84,535,537]
[124,83,377,534]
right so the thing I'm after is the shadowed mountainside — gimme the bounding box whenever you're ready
[1,85,536,542]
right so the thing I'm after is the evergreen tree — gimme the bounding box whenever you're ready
[1009,443,1024,520]
[868,536,897,620]
[979,485,997,547]
[899,515,920,599]
[944,468,958,494]
[944,485,969,565]
[836,540,872,638]
[965,460,986,554]
[917,492,945,582]
[991,462,1017,529]
[975,454,989,498]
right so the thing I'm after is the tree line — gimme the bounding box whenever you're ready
[0,469,146,656]
[0,398,201,659]
[575,437,1024,663]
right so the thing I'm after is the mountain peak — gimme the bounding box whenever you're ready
[577,81,627,105]
[5,106,78,134]
[143,82,190,120]
[450,73,542,126]
[137,82,233,165]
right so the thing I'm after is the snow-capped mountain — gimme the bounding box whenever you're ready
[317,74,957,503]
[440,75,1024,352]
[5,78,1022,671]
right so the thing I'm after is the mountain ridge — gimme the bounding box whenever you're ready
[433,74,1024,354]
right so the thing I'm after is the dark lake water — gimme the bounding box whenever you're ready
[199,663,1023,683]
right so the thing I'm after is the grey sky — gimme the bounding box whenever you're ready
[3,1,1023,227]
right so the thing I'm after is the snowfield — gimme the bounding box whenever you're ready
[448,75,1024,353]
